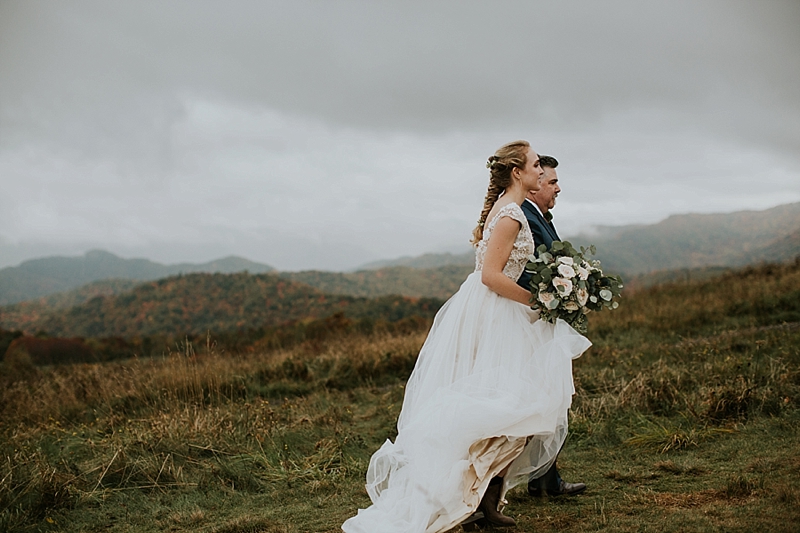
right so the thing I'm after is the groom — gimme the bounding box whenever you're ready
[518,155,587,497]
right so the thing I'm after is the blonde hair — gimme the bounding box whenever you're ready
[470,140,531,245]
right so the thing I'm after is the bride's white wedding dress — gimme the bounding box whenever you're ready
[342,203,591,533]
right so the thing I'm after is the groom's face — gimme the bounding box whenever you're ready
[534,167,560,211]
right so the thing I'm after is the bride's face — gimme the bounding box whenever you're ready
[515,149,544,192]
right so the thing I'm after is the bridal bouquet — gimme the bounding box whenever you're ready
[525,240,623,334]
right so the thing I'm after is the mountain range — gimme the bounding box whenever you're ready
[1,202,798,312]
[0,250,274,306]
[355,202,800,276]
[573,202,800,274]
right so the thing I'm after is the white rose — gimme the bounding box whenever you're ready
[538,291,555,306]
[552,277,573,297]
[557,264,576,278]
[576,265,589,280]
[557,256,574,266]
[576,288,589,306]
[564,300,579,311]
[600,289,613,301]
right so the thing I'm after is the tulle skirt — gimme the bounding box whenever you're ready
[342,272,591,533]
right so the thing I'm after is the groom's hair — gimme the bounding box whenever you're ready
[539,155,559,169]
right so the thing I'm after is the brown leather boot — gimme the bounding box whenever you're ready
[478,477,516,528]
[460,513,487,531]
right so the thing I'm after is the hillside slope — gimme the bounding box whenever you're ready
[281,264,474,299]
[2,260,799,533]
[575,202,800,275]
[0,272,442,337]
[355,202,800,276]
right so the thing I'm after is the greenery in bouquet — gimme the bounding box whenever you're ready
[525,240,623,334]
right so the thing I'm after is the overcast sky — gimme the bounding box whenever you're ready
[1,0,799,271]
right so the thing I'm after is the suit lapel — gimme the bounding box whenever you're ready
[547,220,560,242]
[523,201,561,243]
[521,200,539,224]
[524,203,552,234]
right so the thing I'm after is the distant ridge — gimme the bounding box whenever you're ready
[282,264,474,300]
[0,279,144,331]
[357,251,473,270]
[0,250,275,305]
[4,202,798,306]
[573,202,800,275]
[361,202,800,276]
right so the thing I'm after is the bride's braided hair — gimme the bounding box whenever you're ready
[470,140,530,245]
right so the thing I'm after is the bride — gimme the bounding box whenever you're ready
[342,140,591,532]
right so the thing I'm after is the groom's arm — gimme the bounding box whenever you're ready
[516,218,540,292]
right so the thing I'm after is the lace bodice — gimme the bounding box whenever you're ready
[475,202,534,281]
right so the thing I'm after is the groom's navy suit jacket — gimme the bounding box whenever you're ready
[517,200,560,291]
[519,200,571,488]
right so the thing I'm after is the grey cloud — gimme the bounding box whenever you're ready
[2,1,798,141]
[1,1,798,270]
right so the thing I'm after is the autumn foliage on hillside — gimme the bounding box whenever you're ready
[1,272,443,339]
[281,264,473,299]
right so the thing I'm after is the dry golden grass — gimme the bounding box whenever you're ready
[591,259,800,338]
[0,329,427,428]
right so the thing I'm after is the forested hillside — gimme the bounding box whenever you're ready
[281,264,473,299]
[0,272,442,338]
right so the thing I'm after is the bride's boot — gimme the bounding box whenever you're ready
[460,512,487,531]
[478,477,516,528]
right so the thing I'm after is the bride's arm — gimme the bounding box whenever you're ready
[481,217,533,306]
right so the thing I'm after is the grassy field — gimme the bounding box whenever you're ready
[1,260,799,532]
